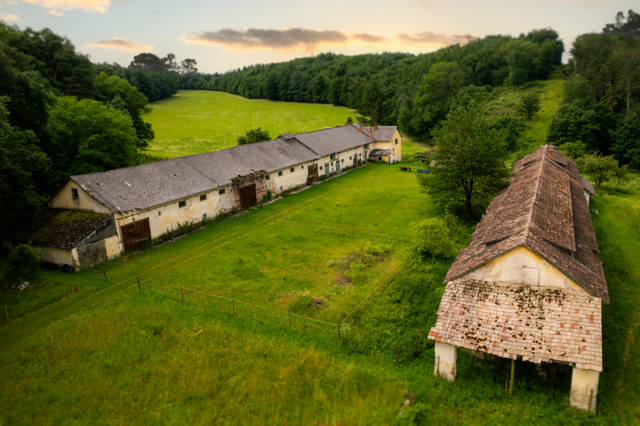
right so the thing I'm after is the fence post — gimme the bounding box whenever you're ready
[102,268,107,281]
[137,276,141,290]
[232,299,235,315]
[395,342,398,367]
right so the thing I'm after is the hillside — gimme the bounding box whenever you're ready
[145,91,355,158]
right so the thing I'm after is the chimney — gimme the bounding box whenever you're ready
[359,123,363,133]
[369,130,373,138]
[374,124,378,130]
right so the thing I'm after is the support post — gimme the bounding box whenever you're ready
[434,342,456,382]
[509,358,515,396]
[570,367,600,413]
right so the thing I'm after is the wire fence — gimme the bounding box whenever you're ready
[136,245,417,340]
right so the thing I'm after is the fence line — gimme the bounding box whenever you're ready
[275,218,417,243]
[137,277,339,336]
[340,247,417,326]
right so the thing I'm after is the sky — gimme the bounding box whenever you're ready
[0,0,637,74]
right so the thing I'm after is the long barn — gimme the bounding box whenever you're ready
[4,124,401,271]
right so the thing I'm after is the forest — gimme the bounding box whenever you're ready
[1,10,639,233]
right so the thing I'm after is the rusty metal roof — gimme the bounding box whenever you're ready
[445,145,608,303]
[429,279,603,371]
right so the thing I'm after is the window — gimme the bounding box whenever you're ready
[278,171,283,176]
[395,138,398,145]
[320,166,323,170]
[330,153,336,160]
[71,188,79,200]
[341,159,344,163]
[158,211,161,216]
[179,200,186,208]
[219,188,225,195]
[265,175,270,180]
[301,165,304,169]
[364,143,369,149]
[200,194,207,201]
[290,167,294,173]
[349,156,352,160]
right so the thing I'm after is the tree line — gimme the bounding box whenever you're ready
[0,23,194,233]
[180,29,564,141]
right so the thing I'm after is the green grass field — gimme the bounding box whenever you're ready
[144,91,355,158]
[1,162,639,423]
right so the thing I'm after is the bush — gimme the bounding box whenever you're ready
[410,218,458,259]
[4,244,40,287]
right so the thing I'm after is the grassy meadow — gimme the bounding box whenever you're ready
[2,87,640,423]
[144,91,355,158]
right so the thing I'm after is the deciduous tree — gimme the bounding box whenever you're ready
[417,104,509,219]
[237,127,270,145]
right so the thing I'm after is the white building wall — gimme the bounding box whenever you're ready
[49,180,110,213]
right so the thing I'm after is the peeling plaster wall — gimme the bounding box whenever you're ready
[49,180,110,213]
[33,245,77,270]
[372,129,402,163]
[269,163,308,193]
[114,185,235,244]
[104,236,120,259]
[460,246,585,294]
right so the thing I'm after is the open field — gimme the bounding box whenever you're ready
[1,163,640,423]
[144,91,355,158]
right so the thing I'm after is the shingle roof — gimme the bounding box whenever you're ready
[71,137,319,212]
[9,208,112,249]
[428,279,603,371]
[445,145,608,303]
[290,125,373,157]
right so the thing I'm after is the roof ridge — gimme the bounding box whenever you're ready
[522,146,547,247]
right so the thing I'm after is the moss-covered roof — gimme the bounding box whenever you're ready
[8,208,112,249]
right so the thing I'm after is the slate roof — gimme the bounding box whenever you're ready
[71,137,319,212]
[444,145,608,303]
[8,208,112,249]
[428,279,603,371]
[288,125,373,157]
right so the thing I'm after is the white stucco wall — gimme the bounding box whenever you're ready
[49,180,110,213]
[114,185,235,242]
[33,245,78,270]
[460,246,585,293]
[571,368,599,413]
[434,341,457,382]
[269,162,310,193]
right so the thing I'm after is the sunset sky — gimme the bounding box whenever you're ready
[0,0,636,73]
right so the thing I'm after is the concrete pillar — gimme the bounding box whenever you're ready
[570,367,599,413]
[434,341,457,382]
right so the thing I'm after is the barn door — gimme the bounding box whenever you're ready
[336,161,341,173]
[307,164,318,183]
[120,218,151,252]
[240,184,257,209]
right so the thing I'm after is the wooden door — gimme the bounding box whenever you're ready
[307,164,318,183]
[120,218,151,252]
[240,184,257,209]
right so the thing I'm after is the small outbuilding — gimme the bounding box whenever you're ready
[428,145,607,413]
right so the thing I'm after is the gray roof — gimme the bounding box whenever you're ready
[351,124,399,141]
[71,137,318,212]
[289,125,373,157]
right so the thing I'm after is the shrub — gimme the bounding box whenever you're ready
[410,218,458,259]
[4,244,40,287]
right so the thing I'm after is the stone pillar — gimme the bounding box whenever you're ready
[570,367,599,413]
[434,341,457,382]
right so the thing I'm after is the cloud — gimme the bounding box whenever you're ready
[184,27,478,52]
[20,0,110,14]
[1,13,20,22]
[185,28,351,51]
[87,37,152,53]
[48,9,62,16]
[398,31,478,46]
